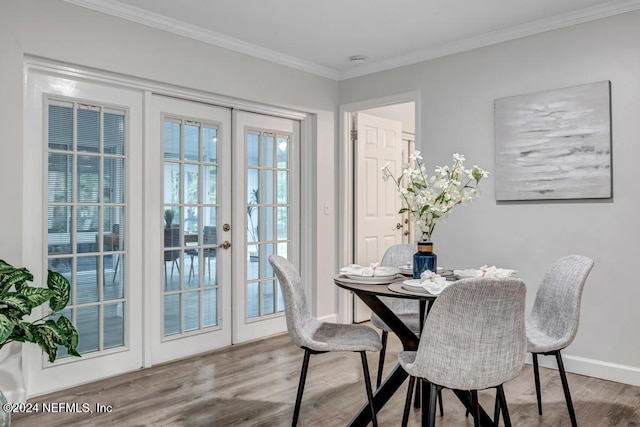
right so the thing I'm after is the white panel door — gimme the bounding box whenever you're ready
[232,111,300,343]
[24,71,144,395]
[353,112,404,322]
[148,96,232,363]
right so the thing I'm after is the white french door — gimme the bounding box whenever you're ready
[24,70,144,395]
[232,111,300,343]
[148,96,232,363]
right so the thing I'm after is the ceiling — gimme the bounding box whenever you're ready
[65,0,640,80]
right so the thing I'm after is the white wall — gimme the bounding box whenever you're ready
[0,0,339,349]
[340,11,640,380]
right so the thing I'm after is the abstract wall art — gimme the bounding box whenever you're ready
[494,81,612,201]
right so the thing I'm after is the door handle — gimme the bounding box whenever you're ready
[222,223,231,232]
[395,222,403,230]
[220,241,231,249]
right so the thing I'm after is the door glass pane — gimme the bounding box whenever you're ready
[162,117,220,338]
[47,98,128,357]
[164,119,181,160]
[104,302,124,349]
[245,129,291,319]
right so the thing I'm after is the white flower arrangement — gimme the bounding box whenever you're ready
[381,151,489,242]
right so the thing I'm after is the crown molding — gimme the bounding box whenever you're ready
[63,0,340,80]
[65,0,640,82]
[339,0,640,80]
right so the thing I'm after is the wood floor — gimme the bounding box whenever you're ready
[13,331,640,426]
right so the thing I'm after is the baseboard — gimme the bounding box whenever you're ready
[317,313,338,323]
[526,353,640,387]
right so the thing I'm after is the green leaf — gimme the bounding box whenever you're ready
[398,208,409,214]
[0,260,13,273]
[0,313,14,343]
[47,271,71,312]
[18,286,53,307]
[0,267,33,295]
[0,293,34,316]
[32,324,58,363]
[56,316,80,356]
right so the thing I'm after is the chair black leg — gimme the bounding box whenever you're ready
[555,350,578,427]
[292,350,311,427]
[376,331,388,388]
[438,389,444,417]
[422,382,437,427]
[471,390,480,427]
[497,384,512,427]
[402,376,415,427]
[532,352,543,415]
[494,388,501,426]
[359,352,378,427]
[414,378,421,408]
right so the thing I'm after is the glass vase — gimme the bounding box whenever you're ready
[413,242,437,279]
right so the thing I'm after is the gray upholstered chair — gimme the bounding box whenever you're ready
[398,277,527,427]
[526,255,594,427]
[371,244,419,386]
[268,255,382,427]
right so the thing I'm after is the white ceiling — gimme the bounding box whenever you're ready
[65,0,640,80]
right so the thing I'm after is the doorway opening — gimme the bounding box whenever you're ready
[338,92,420,324]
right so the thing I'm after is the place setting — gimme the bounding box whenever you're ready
[337,263,401,285]
[389,265,518,296]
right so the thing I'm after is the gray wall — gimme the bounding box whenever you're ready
[0,0,339,321]
[341,11,640,374]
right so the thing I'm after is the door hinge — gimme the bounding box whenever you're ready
[350,129,358,142]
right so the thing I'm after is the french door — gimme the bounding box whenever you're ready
[24,70,144,395]
[148,96,232,363]
[232,111,299,343]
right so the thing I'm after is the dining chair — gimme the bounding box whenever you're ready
[398,277,527,427]
[268,255,382,427]
[526,254,594,427]
[371,244,419,387]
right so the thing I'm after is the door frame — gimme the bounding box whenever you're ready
[337,91,422,324]
[22,57,315,394]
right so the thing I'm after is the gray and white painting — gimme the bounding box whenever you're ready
[495,81,612,201]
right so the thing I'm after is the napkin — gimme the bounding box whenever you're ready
[339,264,399,277]
[453,265,518,279]
[418,270,450,295]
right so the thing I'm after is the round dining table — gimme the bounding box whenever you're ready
[334,275,495,427]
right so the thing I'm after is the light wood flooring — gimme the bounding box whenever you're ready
[13,330,640,426]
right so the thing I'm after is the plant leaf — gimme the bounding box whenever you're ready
[0,313,14,343]
[0,267,33,295]
[0,293,34,316]
[18,286,53,307]
[56,316,80,356]
[32,324,58,363]
[47,271,70,312]
[0,260,13,274]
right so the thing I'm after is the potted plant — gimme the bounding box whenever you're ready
[0,259,80,423]
[164,209,175,229]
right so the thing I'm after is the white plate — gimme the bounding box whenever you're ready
[401,279,429,293]
[398,266,413,276]
[343,274,398,284]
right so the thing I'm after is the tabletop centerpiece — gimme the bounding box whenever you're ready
[382,151,489,278]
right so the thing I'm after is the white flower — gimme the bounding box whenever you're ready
[381,150,489,241]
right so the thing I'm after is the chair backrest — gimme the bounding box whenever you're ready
[164,228,180,261]
[203,226,217,255]
[268,255,314,349]
[529,254,594,349]
[377,244,418,316]
[413,277,527,390]
[380,244,415,267]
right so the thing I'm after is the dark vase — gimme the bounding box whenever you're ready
[413,242,437,279]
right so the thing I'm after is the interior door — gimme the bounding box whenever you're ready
[353,112,404,322]
[148,95,232,363]
[232,111,300,343]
